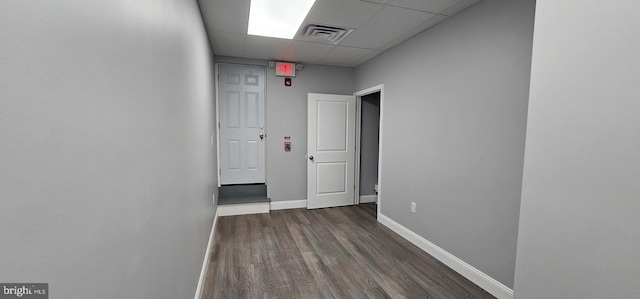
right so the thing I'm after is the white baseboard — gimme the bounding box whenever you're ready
[217,202,270,216]
[359,195,378,203]
[377,213,513,299]
[194,209,218,299]
[270,199,307,210]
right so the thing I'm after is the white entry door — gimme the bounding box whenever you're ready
[307,93,356,209]
[218,64,266,185]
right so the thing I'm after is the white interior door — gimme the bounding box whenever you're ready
[218,64,265,185]
[307,93,356,209]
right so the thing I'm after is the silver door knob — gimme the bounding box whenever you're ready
[259,133,264,140]
[308,155,314,160]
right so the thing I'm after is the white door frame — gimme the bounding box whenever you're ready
[354,84,384,217]
[215,63,220,187]
[215,63,267,187]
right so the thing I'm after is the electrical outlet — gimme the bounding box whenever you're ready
[411,202,417,213]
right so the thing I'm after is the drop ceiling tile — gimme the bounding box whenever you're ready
[380,14,447,51]
[199,0,250,34]
[318,46,374,67]
[244,35,292,61]
[211,31,246,57]
[387,0,460,13]
[305,0,383,29]
[362,0,391,4]
[282,41,336,64]
[339,6,435,50]
[350,50,382,67]
[441,0,481,16]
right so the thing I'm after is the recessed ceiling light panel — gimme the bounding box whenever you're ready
[248,0,316,39]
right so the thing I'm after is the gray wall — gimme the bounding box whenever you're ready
[215,56,355,202]
[354,0,535,288]
[359,93,380,196]
[514,1,640,298]
[0,0,217,298]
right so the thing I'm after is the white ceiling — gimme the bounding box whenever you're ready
[198,0,480,67]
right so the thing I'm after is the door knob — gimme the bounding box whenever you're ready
[259,133,265,140]
[308,155,314,160]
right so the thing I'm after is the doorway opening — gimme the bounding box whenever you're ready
[355,85,384,218]
[216,63,269,207]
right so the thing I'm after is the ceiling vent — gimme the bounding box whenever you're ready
[299,24,353,45]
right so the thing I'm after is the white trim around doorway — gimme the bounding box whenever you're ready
[353,84,384,218]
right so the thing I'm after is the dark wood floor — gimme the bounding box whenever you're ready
[201,204,495,299]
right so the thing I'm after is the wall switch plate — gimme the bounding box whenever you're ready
[212,194,216,205]
[411,202,417,213]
